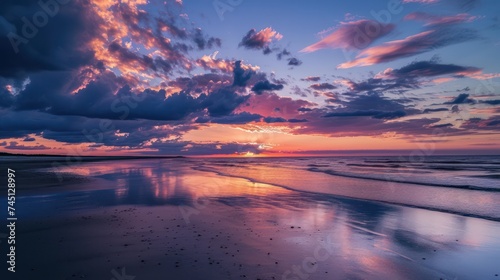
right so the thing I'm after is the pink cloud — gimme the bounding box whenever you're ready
[403,0,439,3]
[405,12,478,25]
[338,31,435,68]
[239,27,283,50]
[300,20,394,52]
[337,24,477,68]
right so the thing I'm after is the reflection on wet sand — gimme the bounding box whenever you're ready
[3,158,500,279]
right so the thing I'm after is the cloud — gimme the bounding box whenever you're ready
[196,53,259,74]
[288,118,308,123]
[481,100,500,105]
[301,76,321,82]
[378,60,481,79]
[301,20,395,52]
[233,60,255,87]
[9,60,252,123]
[263,116,287,123]
[191,28,222,50]
[422,107,449,113]
[0,0,98,79]
[3,141,50,151]
[0,86,13,108]
[338,26,478,68]
[310,83,337,90]
[201,88,250,117]
[108,41,173,74]
[461,116,500,130]
[405,12,478,26]
[298,107,313,112]
[251,80,284,94]
[168,73,232,94]
[339,77,418,95]
[332,60,484,98]
[196,112,261,124]
[239,27,283,51]
[321,92,415,120]
[403,0,439,3]
[444,93,475,104]
[430,123,454,128]
[287,57,303,66]
[276,48,291,60]
[145,141,263,156]
[323,110,406,120]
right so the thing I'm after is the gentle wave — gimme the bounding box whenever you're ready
[307,167,500,192]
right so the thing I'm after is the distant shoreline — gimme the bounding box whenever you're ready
[1,151,499,159]
[0,152,184,159]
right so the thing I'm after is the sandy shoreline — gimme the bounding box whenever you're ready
[1,158,500,279]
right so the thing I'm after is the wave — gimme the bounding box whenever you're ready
[193,165,500,222]
[365,160,500,165]
[307,167,500,192]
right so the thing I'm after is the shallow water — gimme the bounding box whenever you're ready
[1,157,500,279]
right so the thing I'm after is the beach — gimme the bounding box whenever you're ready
[1,156,500,279]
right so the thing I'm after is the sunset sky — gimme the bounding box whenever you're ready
[0,0,499,156]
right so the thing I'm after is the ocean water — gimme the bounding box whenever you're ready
[1,155,500,279]
[194,155,500,220]
[3,155,499,220]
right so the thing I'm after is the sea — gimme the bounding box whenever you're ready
[193,155,500,220]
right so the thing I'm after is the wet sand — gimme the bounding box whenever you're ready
[1,158,500,279]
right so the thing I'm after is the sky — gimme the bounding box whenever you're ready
[0,0,499,156]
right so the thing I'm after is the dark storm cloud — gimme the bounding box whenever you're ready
[0,108,198,148]
[145,141,262,156]
[8,60,251,123]
[444,93,475,104]
[251,80,284,94]
[169,73,232,93]
[461,116,500,130]
[263,117,287,123]
[481,99,500,105]
[0,0,99,78]
[191,28,222,50]
[263,116,308,123]
[323,110,406,120]
[298,107,313,112]
[276,48,291,60]
[232,60,254,87]
[15,71,76,111]
[338,59,481,96]
[288,118,308,123]
[287,57,302,66]
[301,76,321,82]
[196,112,261,124]
[295,109,459,137]
[310,83,337,91]
[430,123,454,128]
[3,141,50,150]
[322,93,413,120]
[0,87,14,108]
[342,77,418,95]
[201,88,250,117]
[386,60,480,79]
[422,107,449,113]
